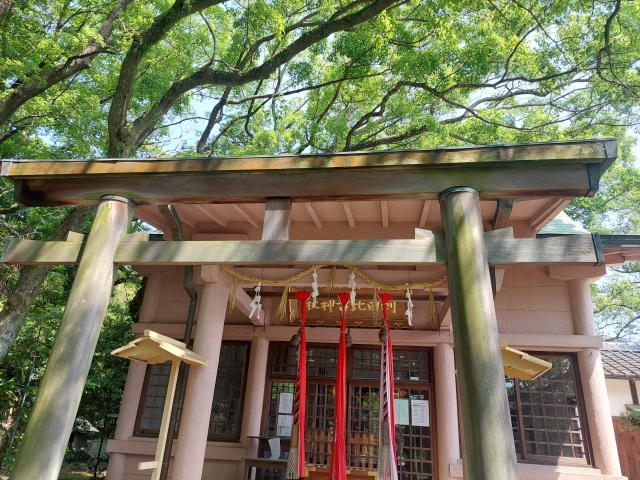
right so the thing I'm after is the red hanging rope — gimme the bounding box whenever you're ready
[329,292,351,480]
[287,290,312,479]
[377,293,398,480]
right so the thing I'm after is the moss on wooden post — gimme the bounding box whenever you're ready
[439,187,517,480]
[10,195,135,480]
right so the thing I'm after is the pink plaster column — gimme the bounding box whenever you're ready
[237,336,270,478]
[240,336,270,454]
[434,343,461,480]
[578,348,621,475]
[568,278,621,475]
[106,360,147,479]
[568,278,598,336]
[171,281,230,480]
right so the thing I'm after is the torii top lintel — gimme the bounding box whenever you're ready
[0,138,617,207]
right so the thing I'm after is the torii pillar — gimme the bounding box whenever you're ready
[11,195,135,480]
[439,187,518,480]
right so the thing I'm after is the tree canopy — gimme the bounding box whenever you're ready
[1,0,639,159]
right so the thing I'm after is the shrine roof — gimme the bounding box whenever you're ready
[0,138,617,208]
[602,345,640,379]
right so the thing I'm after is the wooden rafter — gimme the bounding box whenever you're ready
[304,202,323,228]
[529,198,572,231]
[418,200,431,228]
[343,202,356,228]
[195,204,228,227]
[232,204,259,228]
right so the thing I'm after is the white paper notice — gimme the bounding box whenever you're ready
[278,392,294,414]
[410,399,430,427]
[276,414,293,437]
[394,398,410,425]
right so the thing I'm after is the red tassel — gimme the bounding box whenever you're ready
[377,293,398,480]
[291,291,312,479]
[330,293,350,480]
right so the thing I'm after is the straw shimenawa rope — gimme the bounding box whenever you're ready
[222,265,447,319]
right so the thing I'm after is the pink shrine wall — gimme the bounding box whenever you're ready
[107,220,623,480]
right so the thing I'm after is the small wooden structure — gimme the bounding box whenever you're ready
[112,330,207,480]
[501,342,552,380]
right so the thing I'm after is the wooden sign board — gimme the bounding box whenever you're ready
[289,297,411,329]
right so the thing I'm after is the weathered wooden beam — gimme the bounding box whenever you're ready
[492,198,514,230]
[9,163,603,206]
[2,139,615,178]
[10,195,135,480]
[439,186,518,480]
[262,197,292,241]
[2,233,603,266]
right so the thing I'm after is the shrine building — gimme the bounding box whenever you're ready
[2,138,638,480]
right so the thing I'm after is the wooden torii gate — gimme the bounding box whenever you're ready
[0,139,616,480]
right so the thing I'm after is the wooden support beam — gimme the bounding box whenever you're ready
[10,195,135,480]
[172,208,196,229]
[381,201,389,228]
[529,198,572,231]
[439,186,518,480]
[195,205,228,227]
[262,197,292,241]
[141,360,179,480]
[418,200,431,228]
[135,208,167,231]
[304,202,323,228]
[438,296,452,330]
[492,198,514,230]
[343,202,355,228]
[232,204,259,228]
[2,233,603,266]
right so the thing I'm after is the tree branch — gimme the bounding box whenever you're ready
[0,0,134,127]
[123,0,401,155]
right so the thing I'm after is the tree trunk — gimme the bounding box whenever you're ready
[0,205,95,359]
[0,0,13,19]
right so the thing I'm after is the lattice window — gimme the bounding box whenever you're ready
[307,346,338,377]
[139,362,172,434]
[353,349,381,379]
[507,354,588,464]
[265,381,296,438]
[271,345,297,376]
[265,343,435,479]
[395,388,434,480]
[394,351,430,383]
[209,343,249,441]
[306,383,335,465]
[348,386,379,469]
[136,342,249,442]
